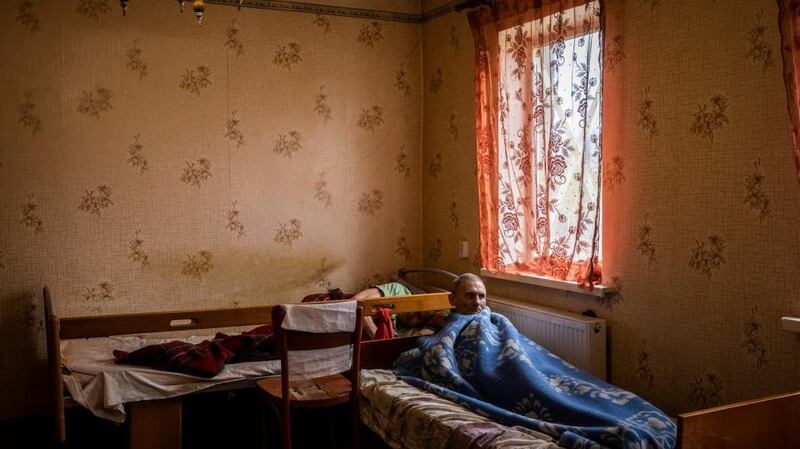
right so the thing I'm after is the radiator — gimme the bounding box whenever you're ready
[487,295,607,380]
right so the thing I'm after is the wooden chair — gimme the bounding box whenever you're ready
[258,303,364,449]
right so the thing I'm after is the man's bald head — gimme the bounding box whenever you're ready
[452,273,483,294]
[450,273,487,314]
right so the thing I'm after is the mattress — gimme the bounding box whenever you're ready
[359,369,560,449]
[61,334,283,422]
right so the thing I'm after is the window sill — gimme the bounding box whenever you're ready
[781,317,800,333]
[479,269,616,298]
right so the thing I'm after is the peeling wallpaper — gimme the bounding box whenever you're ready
[421,0,800,416]
[0,0,421,418]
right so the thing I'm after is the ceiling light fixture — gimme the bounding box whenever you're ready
[193,0,205,25]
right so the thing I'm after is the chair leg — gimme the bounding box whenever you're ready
[281,404,292,449]
[351,400,361,449]
[258,401,270,449]
[327,408,336,449]
[260,400,276,449]
[264,400,286,449]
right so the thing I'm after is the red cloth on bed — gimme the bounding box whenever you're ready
[373,307,395,340]
[113,324,275,378]
[301,288,355,303]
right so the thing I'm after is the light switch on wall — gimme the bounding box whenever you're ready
[460,240,469,258]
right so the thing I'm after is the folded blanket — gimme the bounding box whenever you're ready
[394,309,676,449]
[113,324,275,378]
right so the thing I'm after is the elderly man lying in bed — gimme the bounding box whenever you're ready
[395,274,677,449]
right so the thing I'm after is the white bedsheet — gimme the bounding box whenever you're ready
[61,334,281,423]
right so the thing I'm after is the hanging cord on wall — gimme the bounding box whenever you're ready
[225,46,234,212]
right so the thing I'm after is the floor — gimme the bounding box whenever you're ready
[0,390,359,449]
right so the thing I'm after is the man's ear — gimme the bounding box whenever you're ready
[448,293,455,306]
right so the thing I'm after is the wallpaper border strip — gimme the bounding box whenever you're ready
[207,0,458,23]
[422,2,458,21]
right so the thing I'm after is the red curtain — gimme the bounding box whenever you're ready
[778,1,800,184]
[469,0,603,287]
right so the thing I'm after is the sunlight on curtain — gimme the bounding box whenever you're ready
[470,0,603,287]
[777,1,800,185]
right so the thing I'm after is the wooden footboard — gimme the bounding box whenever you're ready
[360,290,451,369]
[677,391,800,449]
[361,337,419,370]
[128,398,182,449]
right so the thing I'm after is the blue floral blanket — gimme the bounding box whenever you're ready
[394,309,676,449]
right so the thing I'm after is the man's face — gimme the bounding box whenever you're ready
[450,279,487,314]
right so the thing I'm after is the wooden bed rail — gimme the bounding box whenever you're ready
[361,336,419,370]
[677,390,800,449]
[398,266,458,281]
[361,292,450,316]
[55,292,451,340]
[59,306,275,339]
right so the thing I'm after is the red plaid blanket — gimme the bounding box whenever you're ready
[113,324,275,378]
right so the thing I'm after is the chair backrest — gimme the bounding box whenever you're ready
[272,303,364,401]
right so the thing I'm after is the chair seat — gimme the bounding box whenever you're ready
[263,304,364,449]
[258,374,353,409]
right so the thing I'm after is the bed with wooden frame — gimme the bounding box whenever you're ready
[359,317,800,448]
[362,336,800,449]
[44,266,800,449]
[44,269,452,449]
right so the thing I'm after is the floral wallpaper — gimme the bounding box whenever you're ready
[4,0,800,424]
[0,0,422,418]
[422,0,800,416]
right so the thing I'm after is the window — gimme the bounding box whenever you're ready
[470,1,603,288]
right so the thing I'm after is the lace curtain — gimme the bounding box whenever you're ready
[469,0,603,287]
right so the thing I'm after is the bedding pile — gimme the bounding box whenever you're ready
[113,324,276,377]
[395,308,677,449]
[61,333,283,422]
